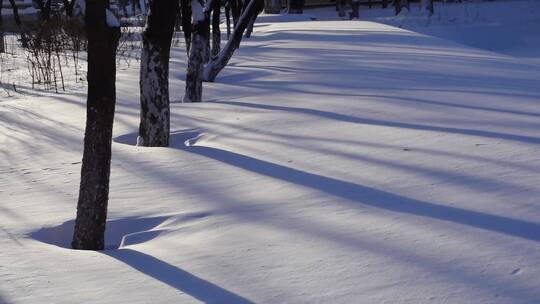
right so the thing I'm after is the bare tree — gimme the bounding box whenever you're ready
[72,0,121,250]
[138,0,178,147]
[202,0,263,82]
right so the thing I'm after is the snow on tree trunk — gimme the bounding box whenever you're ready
[211,0,220,58]
[138,0,177,147]
[183,0,209,102]
[72,0,120,250]
[202,0,263,82]
[264,0,280,14]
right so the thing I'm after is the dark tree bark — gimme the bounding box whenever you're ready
[180,0,192,53]
[8,0,21,26]
[245,3,262,38]
[336,0,346,17]
[225,2,231,39]
[202,0,263,82]
[138,0,177,147]
[230,0,240,26]
[63,0,76,16]
[0,0,4,53]
[264,0,280,14]
[349,0,359,19]
[183,0,209,102]
[72,0,120,250]
[211,0,220,57]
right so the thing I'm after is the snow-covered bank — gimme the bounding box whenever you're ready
[2,8,540,304]
[307,0,540,62]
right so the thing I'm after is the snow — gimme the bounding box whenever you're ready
[1,1,540,303]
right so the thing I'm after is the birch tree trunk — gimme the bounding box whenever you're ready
[138,0,177,147]
[202,0,263,82]
[183,0,209,102]
[72,0,120,250]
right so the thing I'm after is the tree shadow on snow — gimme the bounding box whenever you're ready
[215,101,540,145]
[30,213,253,303]
[173,131,540,242]
[30,211,215,250]
[30,215,170,249]
[104,249,254,304]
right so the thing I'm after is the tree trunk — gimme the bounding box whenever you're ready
[225,3,231,39]
[183,0,209,102]
[211,0,220,58]
[349,0,359,19]
[394,0,401,15]
[138,0,177,147]
[264,0,279,14]
[180,0,192,53]
[230,0,240,26]
[202,0,262,82]
[63,0,75,16]
[72,0,120,250]
[0,0,4,53]
[245,4,262,38]
[421,0,434,16]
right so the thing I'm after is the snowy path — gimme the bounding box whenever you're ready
[1,19,540,303]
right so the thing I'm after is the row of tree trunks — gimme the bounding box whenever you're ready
[138,0,178,147]
[72,0,120,250]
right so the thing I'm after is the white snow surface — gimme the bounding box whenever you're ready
[1,2,540,304]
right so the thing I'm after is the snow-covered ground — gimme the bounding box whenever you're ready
[1,1,540,303]
[308,0,540,62]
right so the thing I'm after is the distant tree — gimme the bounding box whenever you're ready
[289,0,304,14]
[0,0,4,53]
[394,0,409,15]
[138,0,178,147]
[421,0,434,15]
[72,0,121,250]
